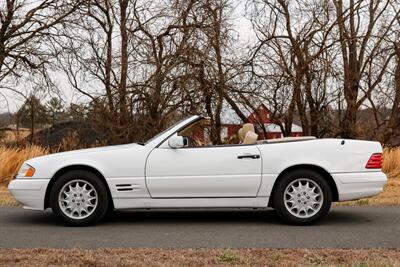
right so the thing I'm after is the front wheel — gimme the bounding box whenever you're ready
[272,169,332,225]
[49,170,109,226]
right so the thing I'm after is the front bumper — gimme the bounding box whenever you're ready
[332,171,387,201]
[8,179,50,210]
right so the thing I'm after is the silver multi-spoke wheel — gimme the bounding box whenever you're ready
[284,178,323,219]
[58,179,98,220]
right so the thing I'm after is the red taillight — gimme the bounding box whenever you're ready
[366,153,383,169]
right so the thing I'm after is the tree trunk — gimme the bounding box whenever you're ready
[30,100,35,144]
[293,76,310,136]
[383,48,400,143]
[118,0,129,134]
[282,96,296,137]
[305,73,319,136]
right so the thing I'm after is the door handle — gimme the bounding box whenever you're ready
[237,154,260,159]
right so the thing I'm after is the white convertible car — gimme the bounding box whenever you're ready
[8,115,386,226]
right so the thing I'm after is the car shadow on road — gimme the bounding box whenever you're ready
[102,208,372,226]
[104,209,283,225]
[3,207,375,227]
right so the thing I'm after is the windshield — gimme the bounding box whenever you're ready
[144,117,191,145]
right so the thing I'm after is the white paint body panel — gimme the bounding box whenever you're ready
[146,146,262,197]
[8,179,50,210]
[7,116,387,211]
[333,172,387,201]
[113,197,269,209]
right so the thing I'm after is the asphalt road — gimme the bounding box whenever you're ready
[0,206,399,249]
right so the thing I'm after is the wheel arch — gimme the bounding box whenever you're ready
[44,164,114,209]
[268,164,339,207]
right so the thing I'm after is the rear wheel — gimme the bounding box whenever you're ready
[50,170,109,226]
[272,169,332,225]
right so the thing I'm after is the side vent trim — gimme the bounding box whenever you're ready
[116,184,134,192]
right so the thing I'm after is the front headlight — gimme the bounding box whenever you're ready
[18,163,36,178]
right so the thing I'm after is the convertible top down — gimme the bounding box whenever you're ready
[9,115,387,226]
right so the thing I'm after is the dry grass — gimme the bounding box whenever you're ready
[0,145,48,187]
[383,147,400,178]
[0,129,31,145]
[0,248,399,267]
[0,186,19,207]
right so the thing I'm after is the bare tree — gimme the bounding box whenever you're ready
[367,8,400,143]
[0,0,81,99]
[333,0,399,138]
[55,0,208,143]
[247,0,340,137]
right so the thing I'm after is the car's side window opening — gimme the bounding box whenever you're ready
[178,118,213,147]
[177,118,260,148]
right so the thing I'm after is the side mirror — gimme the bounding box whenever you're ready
[168,136,189,149]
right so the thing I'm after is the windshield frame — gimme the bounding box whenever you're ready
[144,115,202,148]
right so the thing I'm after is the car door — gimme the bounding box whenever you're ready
[145,145,262,198]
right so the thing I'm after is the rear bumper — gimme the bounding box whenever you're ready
[332,171,387,201]
[8,179,50,210]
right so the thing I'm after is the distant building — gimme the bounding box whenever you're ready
[195,104,303,142]
[221,103,303,140]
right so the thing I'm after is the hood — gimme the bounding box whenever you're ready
[28,143,143,162]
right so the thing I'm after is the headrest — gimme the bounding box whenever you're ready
[243,131,258,145]
[242,123,255,134]
[238,128,244,141]
[238,123,255,142]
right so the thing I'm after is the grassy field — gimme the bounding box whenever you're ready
[0,248,399,266]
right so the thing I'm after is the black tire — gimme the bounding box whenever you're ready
[272,169,332,225]
[49,170,109,226]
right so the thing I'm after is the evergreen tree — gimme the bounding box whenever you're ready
[17,96,48,142]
